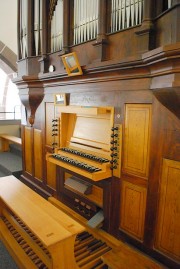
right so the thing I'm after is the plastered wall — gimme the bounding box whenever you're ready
[0,0,17,55]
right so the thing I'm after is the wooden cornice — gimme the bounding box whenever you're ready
[15,43,180,119]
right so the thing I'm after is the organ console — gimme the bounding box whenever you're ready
[47,105,122,181]
[46,105,122,228]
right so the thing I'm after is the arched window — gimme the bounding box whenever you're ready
[0,68,21,120]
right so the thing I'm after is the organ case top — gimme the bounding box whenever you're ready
[47,106,121,181]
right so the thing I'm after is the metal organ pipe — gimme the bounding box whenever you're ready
[168,0,172,8]
[34,0,42,56]
[20,0,28,59]
[51,0,63,53]
[111,0,144,33]
[74,0,99,45]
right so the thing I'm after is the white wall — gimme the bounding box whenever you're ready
[0,0,17,54]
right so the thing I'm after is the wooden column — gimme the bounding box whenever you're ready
[27,0,33,57]
[17,0,21,60]
[69,0,74,47]
[135,0,156,53]
[41,0,48,55]
[62,0,70,54]
[92,0,108,62]
[39,0,49,73]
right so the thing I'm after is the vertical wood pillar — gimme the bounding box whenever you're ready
[39,0,49,73]
[17,0,21,60]
[41,0,48,55]
[27,0,33,57]
[135,0,156,53]
[62,0,70,54]
[92,0,108,62]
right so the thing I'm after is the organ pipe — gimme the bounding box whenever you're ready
[111,0,144,33]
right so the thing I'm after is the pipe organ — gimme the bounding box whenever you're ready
[19,0,28,58]
[51,0,63,52]
[13,1,180,268]
[34,0,43,56]
[46,106,122,225]
[73,0,99,45]
[111,0,144,32]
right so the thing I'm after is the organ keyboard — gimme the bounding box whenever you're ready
[47,105,121,181]
[48,147,112,181]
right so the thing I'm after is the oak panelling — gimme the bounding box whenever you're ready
[123,104,152,178]
[143,98,179,251]
[46,160,56,190]
[119,181,147,240]
[155,7,180,48]
[154,158,180,262]
[24,126,33,175]
[34,129,43,181]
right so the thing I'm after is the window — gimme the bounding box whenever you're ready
[0,68,21,120]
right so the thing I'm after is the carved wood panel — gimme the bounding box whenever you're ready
[46,160,56,190]
[154,159,180,262]
[24,126,33,175]
[34,129,43,181]
[123,104,152,178]
[119,180,147,240]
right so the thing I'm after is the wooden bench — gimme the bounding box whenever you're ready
[0,176,85,269]
[49,197,167,269]
[0,176,167,269]
[0,134,21,152]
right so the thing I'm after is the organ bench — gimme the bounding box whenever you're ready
[0,176,166,269]
[0,175,84,269]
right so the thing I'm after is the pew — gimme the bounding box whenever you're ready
[0,134,21,152]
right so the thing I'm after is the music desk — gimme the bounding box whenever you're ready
[0,175,84,269]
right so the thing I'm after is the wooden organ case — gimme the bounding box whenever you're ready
[10,0,180,268]
[47,106,122,230]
